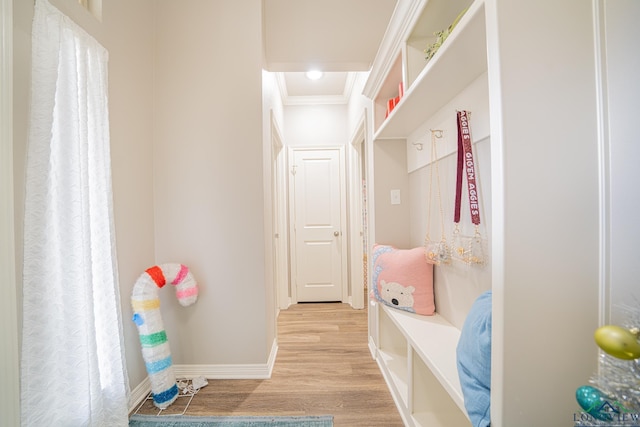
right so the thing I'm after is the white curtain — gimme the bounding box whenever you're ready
[21,1,129,425]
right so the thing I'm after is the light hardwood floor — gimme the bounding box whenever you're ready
[133,302,404,426]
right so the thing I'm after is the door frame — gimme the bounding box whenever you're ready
[1,0,20,424]
[347,111,367,309]
[287,146,348,304]
[270,111,290,311]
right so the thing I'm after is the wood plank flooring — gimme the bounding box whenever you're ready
[133,302,404,426]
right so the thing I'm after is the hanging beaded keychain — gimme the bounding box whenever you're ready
[424,129,450,265]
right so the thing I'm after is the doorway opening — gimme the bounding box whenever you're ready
[288,146,347,304]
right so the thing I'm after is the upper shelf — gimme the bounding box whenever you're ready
[374,0,487,140]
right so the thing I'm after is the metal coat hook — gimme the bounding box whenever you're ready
[414,129,444,151]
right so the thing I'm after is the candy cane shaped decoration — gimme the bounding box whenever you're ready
[131,263,198,409]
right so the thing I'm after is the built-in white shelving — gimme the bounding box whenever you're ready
[376,0,486,140]
[365,0,489,425]
[366,0,607,425]
[376,303,469,427]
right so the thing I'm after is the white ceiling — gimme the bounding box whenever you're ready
[283,73,348,97]
[262,0,398,100]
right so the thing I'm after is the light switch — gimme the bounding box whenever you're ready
[390,189,401,205]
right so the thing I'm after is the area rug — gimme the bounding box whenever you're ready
[129,414,333,427]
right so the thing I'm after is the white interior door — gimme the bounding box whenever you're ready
[290,147,345,302]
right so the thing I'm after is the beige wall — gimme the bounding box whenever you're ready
[283,104,348,147]
[152,0,273,365]
[346,72,370,139]
[487,1,600,423]
[372,139,411,248]
[407,139,492,330]
[104,0,157,389]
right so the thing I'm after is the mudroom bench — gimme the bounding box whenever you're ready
[373,302,469,427]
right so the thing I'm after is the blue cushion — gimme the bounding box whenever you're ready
[456,290,492,427]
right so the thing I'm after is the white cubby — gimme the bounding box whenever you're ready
[375,303,469,426]
[375,0,486,140]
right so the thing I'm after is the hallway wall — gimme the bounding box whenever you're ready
[283,104,348,147]
[152,0,273,367]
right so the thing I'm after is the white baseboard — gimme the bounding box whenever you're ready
[128,338,279,413]
[368,335,377,359]
[128,376,151,414]
[266,337,278,378]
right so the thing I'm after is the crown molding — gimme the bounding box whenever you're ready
[362,0,427,99]
[276,72,357,106]
[275,72,289,101]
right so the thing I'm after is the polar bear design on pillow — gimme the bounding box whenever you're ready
[379,280,415,310]
[371,245,435,316]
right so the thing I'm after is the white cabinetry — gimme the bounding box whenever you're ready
[376,303,469,426]
[365,0,603,426]
[373,0,485,139]
[364,1,487,425]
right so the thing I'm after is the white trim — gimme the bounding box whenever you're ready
[175,337,278,380]
[173,363,272,380]
[348,111,366,148]
[368,335,377,359]
[342,73,357,100]
[276,72,356,106]
[287,146,298,304]
[485,0,505,424]
[592,0,610,328]
[338,145,349,304]
[362,0,426,99]
[275,72,289,103]
[271,111,290,311]
[284,95,349,106]
[128,376,152,414]
[267,336,278,378]
[0,0,20,424]
[128,339,278,412]
[347,111,367,310]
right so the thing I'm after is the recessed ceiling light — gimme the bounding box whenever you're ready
[305,70,323,80]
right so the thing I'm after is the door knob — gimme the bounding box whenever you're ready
[334,231,340,237]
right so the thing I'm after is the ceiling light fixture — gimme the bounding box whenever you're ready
[305,70,323,80]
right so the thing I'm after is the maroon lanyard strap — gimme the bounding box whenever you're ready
[454,111,464,224]
[455,110,481,226]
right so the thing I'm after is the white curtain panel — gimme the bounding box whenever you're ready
[21,1,129,425]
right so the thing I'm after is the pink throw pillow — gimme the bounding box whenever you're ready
[371,244,435,316]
